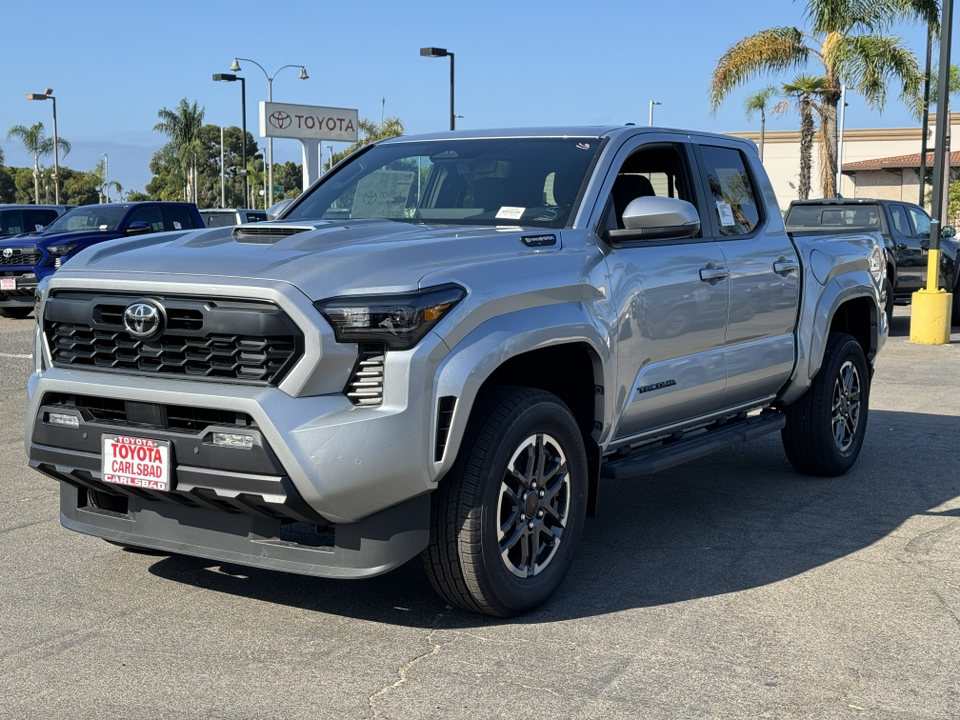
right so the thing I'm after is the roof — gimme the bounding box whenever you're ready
[842,150,960,172]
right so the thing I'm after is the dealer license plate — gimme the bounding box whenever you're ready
[0,278,14,290]
[101,435,172,492]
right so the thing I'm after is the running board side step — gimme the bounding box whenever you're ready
[600,412,786,480]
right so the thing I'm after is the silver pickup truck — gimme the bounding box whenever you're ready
[25,126,887,616]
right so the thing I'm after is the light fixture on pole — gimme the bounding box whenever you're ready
[213,72,249,208]
[228,57,308,207]
[26,88,60,204]
[649,100,661,127]
[420,47,456,131]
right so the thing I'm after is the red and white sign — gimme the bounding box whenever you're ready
[0,278,14,290]
[101,435,171,492]
[259,102,359,142]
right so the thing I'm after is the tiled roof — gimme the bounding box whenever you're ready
[842,150,960,171]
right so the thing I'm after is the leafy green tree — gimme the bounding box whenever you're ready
[325,117,404,171]
[154,99,205,202]
[743,86,778,161]
[126,190,149,202]
[710,0,937,198]
[6,122,72,204]
[85,157,122,203]
[773,75,830,199]
[58,167,99,206]
[0,166,15,202]
[146,142,188,201]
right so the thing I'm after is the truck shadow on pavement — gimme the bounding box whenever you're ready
[146,409,960,628]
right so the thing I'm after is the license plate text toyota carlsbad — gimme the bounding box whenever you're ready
[101,435,171,491]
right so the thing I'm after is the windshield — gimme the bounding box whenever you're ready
[286,137,603,229]
[46,205,129,233]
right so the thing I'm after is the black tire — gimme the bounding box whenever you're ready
[952,280,960,327]
[883,277,895,328]
[781,332,869,476]
[422,386,588,617]
[0,307,32,319]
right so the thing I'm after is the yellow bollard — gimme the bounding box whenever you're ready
[909,247,953,344]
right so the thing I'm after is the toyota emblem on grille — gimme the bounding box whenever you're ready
[123,300,165,339]
[2,249,11,258]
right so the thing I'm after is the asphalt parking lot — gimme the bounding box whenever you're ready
[1,308,958,719]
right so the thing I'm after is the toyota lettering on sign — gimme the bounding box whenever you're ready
[259,102,359,142]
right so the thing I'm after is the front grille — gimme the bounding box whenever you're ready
[345,343,385,406]
[43,393,255,434]
[45,292,303,386]
[0,249,40,266]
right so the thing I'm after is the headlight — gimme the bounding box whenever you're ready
[46,243,77,256]
[315,284,466,350]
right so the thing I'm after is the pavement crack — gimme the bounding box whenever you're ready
[365,606,453,718]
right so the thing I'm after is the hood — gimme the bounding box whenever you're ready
[31,228,123,245]
[55,219,562,298]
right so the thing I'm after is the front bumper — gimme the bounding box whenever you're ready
[0,270,39,307]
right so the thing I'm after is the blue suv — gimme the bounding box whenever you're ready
[0,202,203,318]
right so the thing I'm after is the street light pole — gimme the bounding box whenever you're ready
[326,145,333,173]
[26,89,60,204]
[649,100,661,127]
[230,58,308,207]
[420,48,456,131]
[103,153,109,203]
[214,73,250,208]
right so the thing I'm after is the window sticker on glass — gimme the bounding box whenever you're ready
[351,170,416,219]
[35,224,44,231]
[716,201,736,227]
[173,221,182,229]
[99,224,109,230]
[495,207,525,220]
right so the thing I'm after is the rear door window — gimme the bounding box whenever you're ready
[164,205,200,231]
[697,145,762,236]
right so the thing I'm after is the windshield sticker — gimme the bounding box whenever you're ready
[35,224,44,231]
[173,221,182,229]
[496,207,525,220]
[716,201,736,227]
[99,224,109,230]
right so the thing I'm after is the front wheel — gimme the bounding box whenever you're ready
[781,332,870,476]
[422,387,588,617]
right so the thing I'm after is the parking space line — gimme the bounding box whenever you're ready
[0,353,31,359]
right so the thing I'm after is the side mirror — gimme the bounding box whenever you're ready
[941,225,956,239]
[124,221,150,236]
[606,196,701,245]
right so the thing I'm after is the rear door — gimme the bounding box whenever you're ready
[887,203,926,293]
[693,143,799,408]
[599,137,730,440]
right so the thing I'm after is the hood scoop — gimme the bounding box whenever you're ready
[233,224,314,244]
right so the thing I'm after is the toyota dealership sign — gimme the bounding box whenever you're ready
[259,101,359,142]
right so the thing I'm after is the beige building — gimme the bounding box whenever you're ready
[729,112,960,214]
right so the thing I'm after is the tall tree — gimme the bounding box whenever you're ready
[88,157,122,203]
[6,122,71,204]
[710,0,938,198]
[775,76,830,199]
[744,86,779,161]
[154,99,205,203]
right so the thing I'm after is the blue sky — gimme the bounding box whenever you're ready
[0,0,951,197]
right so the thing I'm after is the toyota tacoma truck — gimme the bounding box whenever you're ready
[25,127,887,617]
[0,202,203,318]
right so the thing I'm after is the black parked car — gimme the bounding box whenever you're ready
[785,198,960,325]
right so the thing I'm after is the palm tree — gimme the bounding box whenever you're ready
[154,99,205,202]
[6,122,71,204]
[710,0,937,198]
[90,157,122,203]
[774,75,830,199]
[743,86,779,161]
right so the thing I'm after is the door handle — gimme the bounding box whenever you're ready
[773,260,799,275]
[699,266,730,282]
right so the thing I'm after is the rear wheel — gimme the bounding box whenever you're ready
[422,387,588,617]
[0,307,32,319]
[781,332,869,476]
